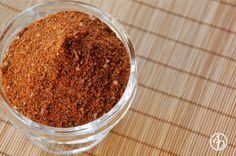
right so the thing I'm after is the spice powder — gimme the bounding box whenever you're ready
[1,11,130,127]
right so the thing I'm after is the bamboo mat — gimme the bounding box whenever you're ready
[1,0,236,155]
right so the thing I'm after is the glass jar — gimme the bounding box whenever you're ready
[0,1,137,155]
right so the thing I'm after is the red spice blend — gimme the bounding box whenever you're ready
[1,11,130,127]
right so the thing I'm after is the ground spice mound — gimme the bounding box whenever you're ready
[1,11,130,127]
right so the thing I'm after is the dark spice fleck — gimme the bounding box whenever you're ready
[1,11,130,128]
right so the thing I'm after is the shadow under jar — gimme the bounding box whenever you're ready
[0,1,137,154]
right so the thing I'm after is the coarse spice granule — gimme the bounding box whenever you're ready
[1,11,130,127]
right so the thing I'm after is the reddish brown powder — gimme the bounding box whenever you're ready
[1,11,130,127]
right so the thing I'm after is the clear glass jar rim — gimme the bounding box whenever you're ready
[0,1,137,134]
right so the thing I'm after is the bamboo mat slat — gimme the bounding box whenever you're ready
[1,0,236,155]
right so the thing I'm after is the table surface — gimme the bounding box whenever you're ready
[1,0,236,155]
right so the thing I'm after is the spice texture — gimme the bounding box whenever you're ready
[1,11,130,127]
